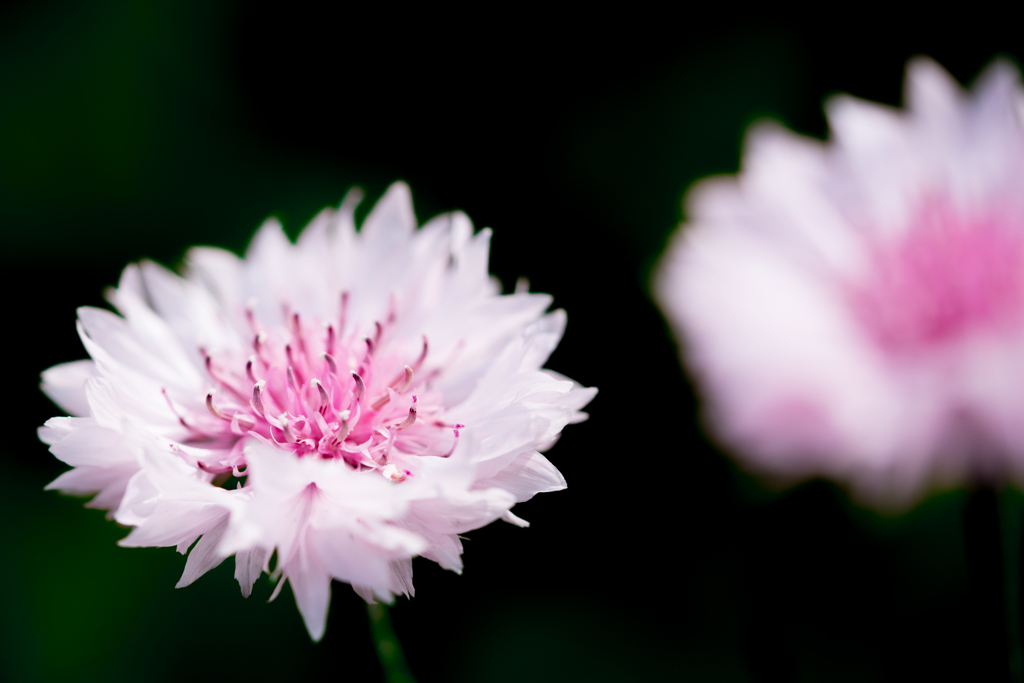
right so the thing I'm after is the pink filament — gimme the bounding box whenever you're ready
[850,203,1024,353]
[169,310,458,478]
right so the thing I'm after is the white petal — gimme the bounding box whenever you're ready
[501,509,530,527]
[40,360,94,416]
[288,562,332,642]
[476,451,566,502]
[388,559,415,598]
[184,247,245,314]
[361,181,416,242]
[234,546,268,598]
[176,517,229,588]
[352,584,376,604]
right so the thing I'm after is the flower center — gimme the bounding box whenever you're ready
[163,295,463,482]
[848,203,1024,354]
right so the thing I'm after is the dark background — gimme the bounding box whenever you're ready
[3,2,1024,681]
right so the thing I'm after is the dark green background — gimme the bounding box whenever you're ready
[4,2,1023,681]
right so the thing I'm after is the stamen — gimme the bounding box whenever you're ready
[231,412,256,436]
[246,356,259,383]
[338,416,351,442]
[371,390,391,410]
[382,464,409,483]
[313,378,330,414]
[161,387,192,429]
[281,419,297,444]
[197,460,233,474]
[378,426,396,464]
[323,352,338,375]
[200,351,249,403]
[391,365,414,394]
[245,299,260,334]
[312,410,331,439]
[351,372,365,402]
[292,313,306,354]
[171,287,463,477]
[286,346,305,385]
[251,380,267,417]
[254,333,269,363]
[339,291,349,335]
[442,423,465,458]
[397,397,417,430]
[206,390,230,421]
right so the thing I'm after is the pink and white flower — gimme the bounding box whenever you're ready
[655,58,1024,507]
[39,183,595,639]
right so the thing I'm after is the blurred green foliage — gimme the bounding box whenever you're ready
[559,30,807,278]
[0,0,376,267]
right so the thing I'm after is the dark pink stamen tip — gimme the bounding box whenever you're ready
[206,391,229,420]
[314,379,330,410]
[397,405,418,430]
[323,353,338,375]
[162,387,191,429]
[390,365,414,394]
[251,381,266,416]
[351,372,365,401]
[197,461,233,475]
[245,304,259,334]
[245,357,258,383]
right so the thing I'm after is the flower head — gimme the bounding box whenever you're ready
[40,183,595,639]
[655,58,1024,507]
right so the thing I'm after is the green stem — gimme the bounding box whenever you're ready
[367,603,416,683]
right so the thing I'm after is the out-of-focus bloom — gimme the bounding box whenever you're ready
[40,183,595,639]
[655,58,1024,507]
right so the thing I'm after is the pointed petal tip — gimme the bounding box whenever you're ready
[501,509,531,527]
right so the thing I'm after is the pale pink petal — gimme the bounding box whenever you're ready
[234,546,269,598]
[286,554,332,643]
[40,360,94,416]
[476,450,566,503]
[176,517,229,588]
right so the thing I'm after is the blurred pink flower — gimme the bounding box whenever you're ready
[655,58,1024,507]
[40,183,595,639]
